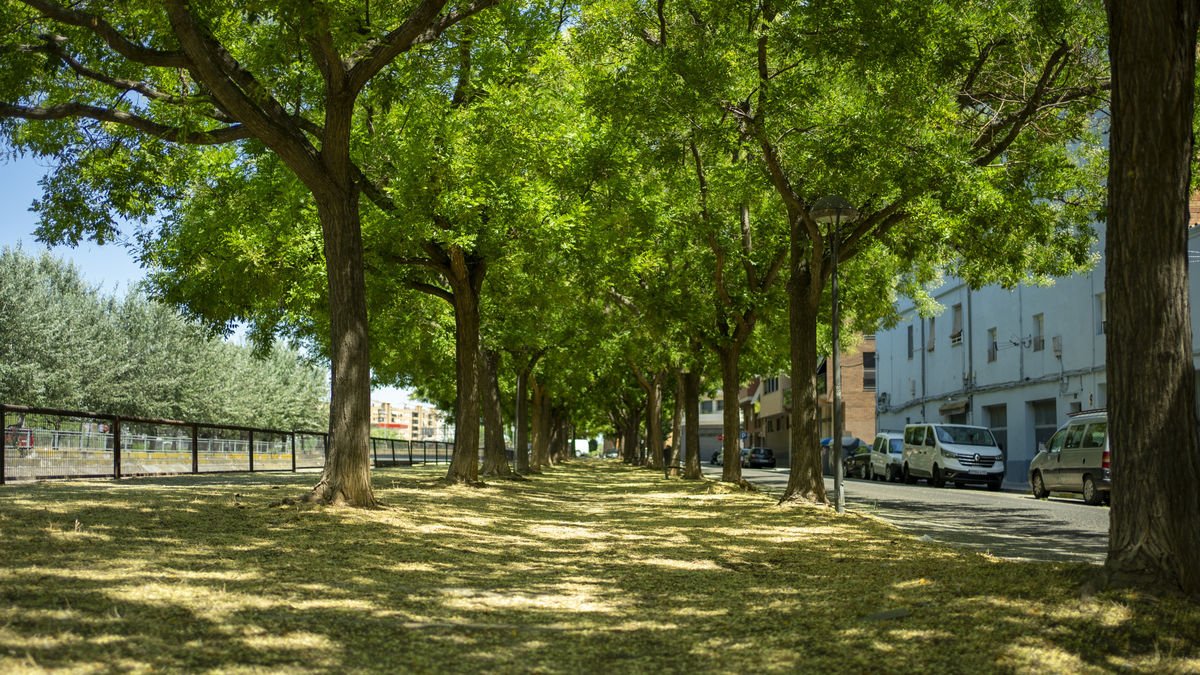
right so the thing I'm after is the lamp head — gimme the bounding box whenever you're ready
[810,195,859,225]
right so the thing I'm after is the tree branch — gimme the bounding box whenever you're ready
[0,101,249,144]
[347,0,500,94]
[19,0,189,67]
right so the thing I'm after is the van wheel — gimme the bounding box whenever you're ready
[931,465,944,488]
[865,464,874,481]
[903,464,916,485]
[1031,471,1049,499]
[1082,475,1104,505]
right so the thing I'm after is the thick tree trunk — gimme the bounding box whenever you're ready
[515,366,531,473]
[480,348,513,478]
[716,345,744,484]
[1104,0,1200,598]
[445,248,483,485]
[781,267,828,504]
[531,376,552,469]
[682,368,703,479]
[308,192,375,507]
[622,404,642,464]
[666,371,683,477]
[644,373,664,470]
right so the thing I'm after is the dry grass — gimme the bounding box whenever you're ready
[0,462,1197,673]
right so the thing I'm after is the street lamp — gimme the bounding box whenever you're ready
[811,195,859,514]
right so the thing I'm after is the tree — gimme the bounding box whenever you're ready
[1103,0,1200,598]
[0,0,499,506]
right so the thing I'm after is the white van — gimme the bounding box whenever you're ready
[902,423,1005,490]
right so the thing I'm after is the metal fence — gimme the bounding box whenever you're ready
[0,403,455,485]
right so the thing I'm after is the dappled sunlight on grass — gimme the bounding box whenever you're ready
[1,461,1197,673]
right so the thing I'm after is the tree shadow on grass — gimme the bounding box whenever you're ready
[0,463,1196,673]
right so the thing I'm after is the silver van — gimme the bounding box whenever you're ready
[1028,411,1110,505]
[902,423,1005,490]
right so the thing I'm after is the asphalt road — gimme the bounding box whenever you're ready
[701,464,1110,564]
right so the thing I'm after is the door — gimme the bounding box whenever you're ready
[1058,422,1089,490]
[1040,428,1067,489]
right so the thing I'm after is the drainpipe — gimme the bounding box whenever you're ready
[966,288,975,423]
[920,316,927,420]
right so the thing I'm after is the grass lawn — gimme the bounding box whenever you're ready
[1,461,1197,673]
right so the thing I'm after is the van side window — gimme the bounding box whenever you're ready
[906,427,922,445]
[1064,424,1086,449]
[1046,429,1065,453]
[925,427,936,446]
[1082,423,1107,449]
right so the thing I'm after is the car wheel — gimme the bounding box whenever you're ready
[886,465,896,482]
[710,452,719,465]
[865,464,873,481]
[1082,475,1104,505]
[903,464,916,485]
[931,465,944,488]
[1031,471,1049,499]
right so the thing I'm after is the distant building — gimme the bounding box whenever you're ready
[741,335,877,468]
[679,390,726,462]
[369,401,449,440]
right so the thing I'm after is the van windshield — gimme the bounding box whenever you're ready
[935,426,997,447]
[888,439,904,454]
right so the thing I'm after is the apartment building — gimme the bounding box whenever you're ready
[369,400,449,440]
[874,220,1200,489]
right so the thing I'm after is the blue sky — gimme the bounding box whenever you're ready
[0,154,415,406]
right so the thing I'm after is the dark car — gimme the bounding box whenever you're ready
[742,447,777,469]
[821,437,869,478]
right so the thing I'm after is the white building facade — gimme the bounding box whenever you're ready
[875,222,1200,489]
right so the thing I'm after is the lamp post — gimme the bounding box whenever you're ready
[811,195,859,514]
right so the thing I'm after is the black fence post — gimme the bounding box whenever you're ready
[248,429,255,472]
[372,437,377,467]
[324,434,329,461]
[192,424,199,474]
[407,439,413,466]
[291,433,297,472]
[113,416,122,480]
[1,404,6,486]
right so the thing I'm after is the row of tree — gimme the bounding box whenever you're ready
[0,0,1195,598]
[0,248,327,429]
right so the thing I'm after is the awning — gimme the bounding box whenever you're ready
[939,399,969,416]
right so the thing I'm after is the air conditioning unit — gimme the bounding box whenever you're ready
[1052,335,1063,358]
[878,392,890,405]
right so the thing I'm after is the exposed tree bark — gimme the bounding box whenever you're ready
[666,370,683,477]
[444,246,485,485]
[1103,0,1200,598]
[622,401,642,464]
[480,347,513,478]
[716,344,744,483]
[634,369,665,470]
[682,367,703,480]
[780,254,828,504]
[530,375,553,469]
[514,361,532,473]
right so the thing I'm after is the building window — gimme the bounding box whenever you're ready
[926,317,936,352]
[715,399,724,412]
[1033,313,1045,351]
[1096,292,1106,335]
[764,377,779,394]
[862,352,876,391]
[987,327,998,363]
[950,304,963,346]
[907,325,914,359]
[700,400,713,414]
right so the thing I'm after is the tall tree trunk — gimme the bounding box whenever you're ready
[781,266,828,504]
[515,365,531,473]
[683,368,703,480]
[716,345,744,484]
[644,372,664,470]
[666,370,683,477]
[308,192,375,507]
[622,403,642,464]
[480,348,513,478]
[531,376,552,469]
[1104,0,1200,598]
[445,248,483,485]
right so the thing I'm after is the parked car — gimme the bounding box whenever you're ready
[742,447,777,469]
[821,437,869,478]
[711,448,756,467]
[1028,411,1110,505]
[902,423,1004,490]
[868,432,905,482]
